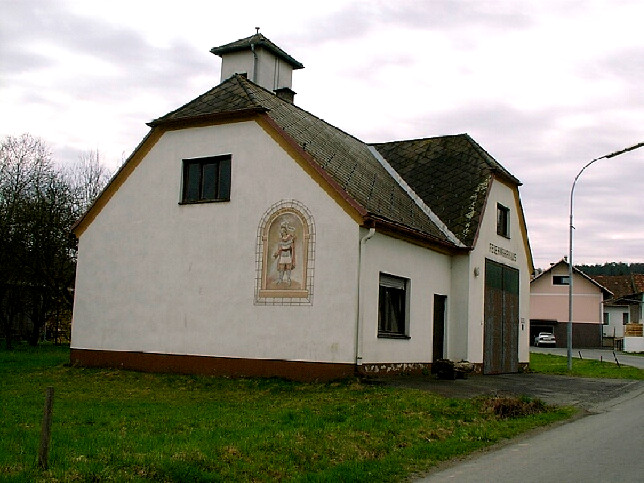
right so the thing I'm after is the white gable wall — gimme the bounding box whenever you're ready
[72,121,359,364]
[462,178,532,365]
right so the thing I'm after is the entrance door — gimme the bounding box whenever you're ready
[433,295,447,361]
[484,259,519,374]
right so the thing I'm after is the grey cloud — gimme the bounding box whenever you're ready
[290,0,534,47]
[3,1,214,121]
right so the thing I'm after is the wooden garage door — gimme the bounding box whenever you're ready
[484,259,519,374]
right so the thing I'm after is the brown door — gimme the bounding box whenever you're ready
[484,259,519,374]
[433,295,447,361]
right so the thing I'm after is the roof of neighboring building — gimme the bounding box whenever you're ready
[591,274,644,302]
[148,74,524,250]
[210,33,304,69]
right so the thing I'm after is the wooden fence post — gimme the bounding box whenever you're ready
[38,386,54,469]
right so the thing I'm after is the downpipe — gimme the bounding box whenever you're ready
[355,227,376,367]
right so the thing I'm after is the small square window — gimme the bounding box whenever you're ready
[182,155,231,203]
[378,274,410,338]
[603,313,609,325]
[623,313,629,325]
[497,204,510,238]
[553,275,570,285]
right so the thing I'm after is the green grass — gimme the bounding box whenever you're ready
[1,344,574,482]
[530,352,644,379]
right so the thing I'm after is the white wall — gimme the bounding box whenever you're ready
[448,254,471,361]
[466,179,532,365]
[72,121,359,364]
[219,49,293,91]
[623,336,644,353]
[603,306,628,338]
[359,231,452,365]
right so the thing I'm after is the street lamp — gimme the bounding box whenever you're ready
[568,142,644,370]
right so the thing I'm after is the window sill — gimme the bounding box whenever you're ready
[179,198,230,205]
[378,333,411,340]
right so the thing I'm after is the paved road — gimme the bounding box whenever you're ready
[532,346,644,369]
[417,383,644,482]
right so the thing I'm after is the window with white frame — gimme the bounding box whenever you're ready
[378,273,410,338]
[181,155,231,203]
[497,203,510,238]
[553,275,570,285]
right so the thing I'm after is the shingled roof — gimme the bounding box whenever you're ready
[591,274,644,300]
[151,74,456,246]
[371,136,520,248]
[149,74,523,250]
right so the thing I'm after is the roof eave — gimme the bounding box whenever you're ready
[364,215,467,255]
[148,107,268,129]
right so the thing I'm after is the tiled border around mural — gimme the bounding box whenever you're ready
[255,200,315,306]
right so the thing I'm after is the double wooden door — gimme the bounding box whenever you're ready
[483,259,519,374]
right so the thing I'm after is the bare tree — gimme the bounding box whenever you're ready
[1,135,110,347]
[63,149,111,216]
[1,134,54,347]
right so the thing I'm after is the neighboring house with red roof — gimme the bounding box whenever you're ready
[530,259,612,347]
[591,274,644,340]
[70,33,534,378]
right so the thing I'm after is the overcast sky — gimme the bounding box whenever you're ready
[2,0,642,269]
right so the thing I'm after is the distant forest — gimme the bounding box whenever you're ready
[576,262,644,276]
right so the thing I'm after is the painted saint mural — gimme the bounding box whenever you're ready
[260,208,309,297]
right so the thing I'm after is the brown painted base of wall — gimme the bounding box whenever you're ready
[70,349,523,381]
[70,349,355,382]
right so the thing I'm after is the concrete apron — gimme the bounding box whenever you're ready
[380,373,643,411]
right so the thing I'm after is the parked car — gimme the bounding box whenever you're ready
[534,332,556,347]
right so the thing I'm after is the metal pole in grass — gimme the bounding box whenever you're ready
[38,387,54,469]
[567,142,644,371]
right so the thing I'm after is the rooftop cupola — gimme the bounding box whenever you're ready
[211,29,304,103]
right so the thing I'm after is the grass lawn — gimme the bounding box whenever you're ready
[530,352,644,380]
[2,345,574,482]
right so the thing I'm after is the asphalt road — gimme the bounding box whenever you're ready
[417,382,644,482]
[532,346,644,369]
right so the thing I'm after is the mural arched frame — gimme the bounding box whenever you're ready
[255,200,315,306]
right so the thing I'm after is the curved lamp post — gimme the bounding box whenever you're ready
[568,142,644,370]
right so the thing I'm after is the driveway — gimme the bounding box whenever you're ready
[532,346,644,369]
[415,381,644,482]
[378,365,643,482]
[382,372,641,409]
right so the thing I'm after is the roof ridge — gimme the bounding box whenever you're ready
[234,74,263,106]
[463,135,522,186]
[370,133,469,146]
[235,76,374,147]
[368,146,465,247]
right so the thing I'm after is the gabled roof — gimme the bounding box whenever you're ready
[532,259,613,298]
[370,135,521,247]
[210,33,304,70]
[77,73,525,257]
[150,74,456,247]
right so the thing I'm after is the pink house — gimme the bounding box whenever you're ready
[530,259,612,347]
